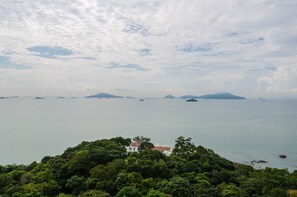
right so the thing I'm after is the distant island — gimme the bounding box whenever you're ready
[86,92,124,99]
[180,92,246,100]
[198,92,246,99]
[163,95,176,99]
[180,95,200,99]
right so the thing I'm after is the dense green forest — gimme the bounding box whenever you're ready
[1,136,297,197]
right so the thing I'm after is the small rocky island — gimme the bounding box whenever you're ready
[251,160,268,165]
[279,154,287,159]
[186,98,198,102]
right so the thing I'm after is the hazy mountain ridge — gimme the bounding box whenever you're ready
[85,92,124,98]
[198,92,246,99]
[163,95,176,99]
[179,95,200,99]
[85,92,245,99]
[180,92,246,100]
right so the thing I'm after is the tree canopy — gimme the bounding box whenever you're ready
[0,136,296,196]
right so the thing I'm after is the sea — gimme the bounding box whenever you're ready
[1,97,296,171]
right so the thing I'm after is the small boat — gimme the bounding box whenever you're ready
[186,98,198,102]
[139,99,144,101]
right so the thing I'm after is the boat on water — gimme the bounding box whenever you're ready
[186,98,198,102]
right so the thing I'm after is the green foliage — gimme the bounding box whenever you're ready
[57,194,73,197]
[0,136,296,196]
[31,168,55,183]
[65,175,87,195]
[68,150,96,176]
[115,172,128,190]
[90,159,125,181]
[0,173,13,189]
[8,169,26,181]
[111,137,131,146]
[146,189,167,197]
[116,186,142,197]
[218,183,241,197]
[133,136,154,150]
[270,187,287,197]
[139,178,155,194]
[41,156,52,164]
[172,136,195,159]
[163,176,192,196]
[78,189,111,197]
[39,180,61,196]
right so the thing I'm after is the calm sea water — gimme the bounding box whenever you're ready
[1,98,297,171]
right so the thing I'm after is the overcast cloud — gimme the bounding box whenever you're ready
[0,0,297,98]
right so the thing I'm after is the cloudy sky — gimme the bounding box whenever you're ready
[0,0,297,98]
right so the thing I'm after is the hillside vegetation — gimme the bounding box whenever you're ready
[0,136,297,197]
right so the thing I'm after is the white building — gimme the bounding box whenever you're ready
[126,140,142,153]
[153,146,173,156]
[126,140,172,155]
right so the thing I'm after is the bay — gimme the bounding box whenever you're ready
[0,98,296,171]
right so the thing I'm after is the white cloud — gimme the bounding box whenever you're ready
[258,64,297,96]
[0,0,296,97]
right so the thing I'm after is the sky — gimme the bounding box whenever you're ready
[0,0,297,98]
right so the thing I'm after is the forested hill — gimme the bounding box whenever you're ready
[1,136,297,197]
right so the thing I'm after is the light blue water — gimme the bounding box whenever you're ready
[0,98,296,171]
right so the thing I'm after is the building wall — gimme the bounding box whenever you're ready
[126,146,139,153]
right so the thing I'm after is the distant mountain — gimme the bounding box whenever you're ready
[198,92,246,99]
[164,95,176,99]
[180,93,246,100]
[85,93,124,99]
[180,95,199,99]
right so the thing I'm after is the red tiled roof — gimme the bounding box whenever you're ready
[130,140,142,147]
[153,146,171,152]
